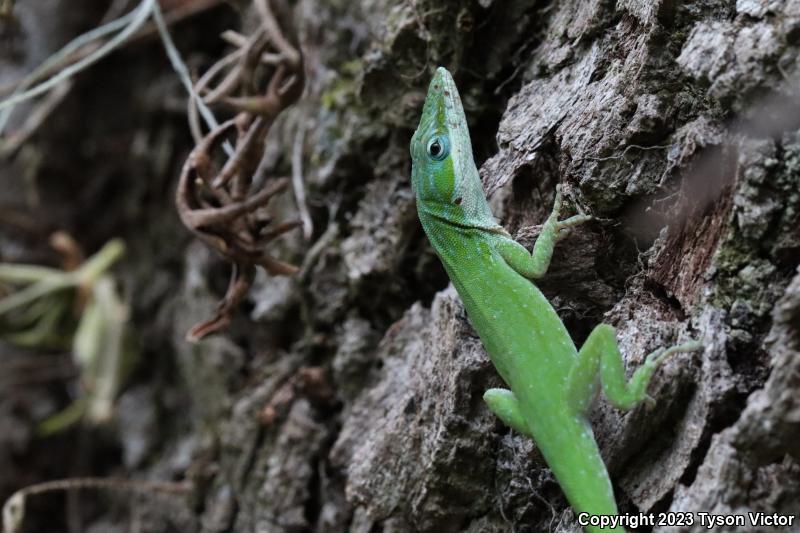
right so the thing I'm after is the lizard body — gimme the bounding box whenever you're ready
[410,67,701,532]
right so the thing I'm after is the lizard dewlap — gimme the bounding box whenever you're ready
[410,66,702,533]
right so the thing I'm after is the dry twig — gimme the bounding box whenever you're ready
[176,0,304,341]
[0,0,226,151]
[3,477,190,533]
[258,366,334,425]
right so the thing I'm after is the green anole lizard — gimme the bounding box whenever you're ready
[410,67,702,533]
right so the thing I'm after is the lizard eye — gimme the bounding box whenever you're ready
[426,135,450,161]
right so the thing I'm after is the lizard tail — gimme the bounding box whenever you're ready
[527,414,626,533]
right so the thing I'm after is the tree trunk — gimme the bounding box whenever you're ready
[1,1,799,532]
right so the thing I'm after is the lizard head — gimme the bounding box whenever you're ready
[410,67,494,225]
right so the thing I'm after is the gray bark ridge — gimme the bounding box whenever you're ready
[329,0,800,531]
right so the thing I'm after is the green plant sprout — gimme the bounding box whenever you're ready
[0,239,136,431]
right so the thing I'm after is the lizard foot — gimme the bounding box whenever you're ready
[547,184,592,240]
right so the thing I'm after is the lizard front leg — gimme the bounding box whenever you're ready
[496,184,591,279]
[482,388,529,435]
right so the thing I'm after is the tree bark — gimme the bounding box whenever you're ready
[1,1,799,532]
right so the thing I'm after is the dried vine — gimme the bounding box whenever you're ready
[175,0,304,341]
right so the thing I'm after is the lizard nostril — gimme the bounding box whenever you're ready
[454,197,462,205]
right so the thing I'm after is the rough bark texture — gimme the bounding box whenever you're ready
[1,0,799,532]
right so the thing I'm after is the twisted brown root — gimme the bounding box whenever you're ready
[175,0,304,341]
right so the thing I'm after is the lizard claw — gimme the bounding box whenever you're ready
[645,347,667,366]
[646,341,703,367]
[552,183,564,216]
[556,214,593,233]
[548,184,592,238]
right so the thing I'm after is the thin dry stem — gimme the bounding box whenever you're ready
[292,115,313,239]
[176,0,305,341]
